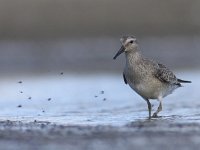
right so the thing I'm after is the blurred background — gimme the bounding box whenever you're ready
[0,2,200,150]
[0,0,199,75]
[0,0,199,123]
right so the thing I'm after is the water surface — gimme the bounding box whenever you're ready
[0,71,199,126]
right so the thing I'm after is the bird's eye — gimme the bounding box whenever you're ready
[129,40,133,44]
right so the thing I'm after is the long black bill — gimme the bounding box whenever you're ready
[113,46,125,60]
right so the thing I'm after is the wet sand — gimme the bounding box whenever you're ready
[0,72,199,149]
[0,120,200,150]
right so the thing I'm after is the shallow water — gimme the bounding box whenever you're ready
[0,71,199,126]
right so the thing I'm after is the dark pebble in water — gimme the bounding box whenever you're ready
[42,110,45,113]
[17,105,22,108]
[28,97,32,100]
[48,98,51,101]
[103,98,106,101]
[20,91,23,94]
[18,81,23,84]
[100,91,104,94]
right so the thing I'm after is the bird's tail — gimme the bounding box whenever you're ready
[177,79,192,83]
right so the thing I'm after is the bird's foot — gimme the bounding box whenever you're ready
[152,113,159,118]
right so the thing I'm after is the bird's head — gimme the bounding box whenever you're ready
[113,36,138,59]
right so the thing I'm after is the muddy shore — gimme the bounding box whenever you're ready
[0,72,199,149]
[0,119,200,150]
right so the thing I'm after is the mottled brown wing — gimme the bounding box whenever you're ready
[155,63,180,85]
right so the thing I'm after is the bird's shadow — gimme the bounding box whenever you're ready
[126,115,182,129]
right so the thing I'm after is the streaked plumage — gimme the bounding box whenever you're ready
[113,35,191,119]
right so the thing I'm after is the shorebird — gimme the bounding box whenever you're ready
[113,36,191,119]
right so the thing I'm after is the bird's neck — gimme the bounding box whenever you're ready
[125,48,142,66]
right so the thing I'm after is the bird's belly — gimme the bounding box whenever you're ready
[129,79,167,99]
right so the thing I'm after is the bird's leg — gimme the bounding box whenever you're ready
[146,99,152,119]
[152,98,162,118]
